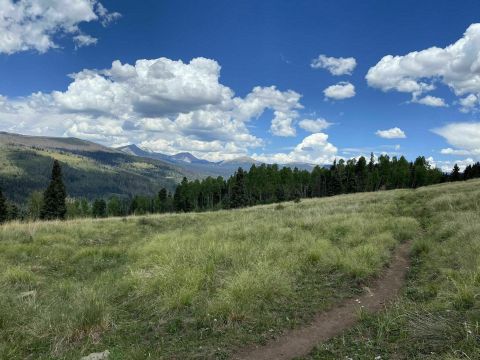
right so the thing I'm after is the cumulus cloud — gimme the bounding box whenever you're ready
[233,86,303,137]
[323,82,355,100]
[366,23,480,111]
[0,57,306,161]
[253,133,338,165]
[459,94,478,113]
[433,122,480,159]
[298,118,333,133]
[375,127,406,139]
[311,55,357,75]
[0,0,120,54]
[440,148,473,156]
[413,95,447,107]
[428,156,476,172]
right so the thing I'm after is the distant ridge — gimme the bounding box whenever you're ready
[117,143,324,177]
[0,131,117,153]
[0,132,187,202]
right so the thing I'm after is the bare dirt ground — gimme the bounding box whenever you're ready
[234,241,412,360]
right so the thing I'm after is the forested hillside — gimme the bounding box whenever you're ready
[0,132,187,202]
[172,154,450,212]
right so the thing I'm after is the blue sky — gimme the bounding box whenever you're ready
[1,0,480,170]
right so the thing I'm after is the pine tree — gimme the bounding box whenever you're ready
[451,164,461,182]
[355,156,368,192]
[230,168,248,208]
[40,160,67,220]
[0,187,7,224]
[92,199,107,218]
[157,188,168,212]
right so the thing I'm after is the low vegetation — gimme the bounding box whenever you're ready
[0,188,415,359]
[306,179,480,359]
[1,179,479,359]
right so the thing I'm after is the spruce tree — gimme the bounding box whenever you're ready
[40,160,67,220]
[92,199,107,218]
[230,168,248,208]
[158,188,168,212]
[0,187,7,224]
[451,164,461,182]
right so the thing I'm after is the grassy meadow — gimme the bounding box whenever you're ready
[1,180,479,359]
[307,179,480,359]
[0,187,418,359]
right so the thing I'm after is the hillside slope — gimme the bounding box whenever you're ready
[0,182,420,359]
[0,132,189,202]
[1,180,479,358]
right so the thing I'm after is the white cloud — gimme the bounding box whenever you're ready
[366,23,480,111]
[311,55,357,75]
[440,148,474,156]
[459,94,478,113]
[73,34,98,48]
[428,156,476,172]
[0,0,120,54]
[413,95,447,107]
[233,86,303,137]
[375,127,406,139]
[253,133,338,165]
[433,122,480,159]
[0,57,305,161]
[323,82,355,100]
[298,118,333,133]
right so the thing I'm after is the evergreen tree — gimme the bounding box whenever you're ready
[328,160,342,195]
[411,157,424,188]
[6,202,19,221]
[230,167,248,208]
[355,156,368,192]
[40,160,67,220]
[451,164,461,181]
[92,199,107,218]
[0,187,7,224]
[157,188,168,212]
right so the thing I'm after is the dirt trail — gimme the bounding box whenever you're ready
[234,241,411,360]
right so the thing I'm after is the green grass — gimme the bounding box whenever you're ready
[305,179,480,360]
[0,189,417,359]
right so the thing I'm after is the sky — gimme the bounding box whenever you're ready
[1,0,480,171]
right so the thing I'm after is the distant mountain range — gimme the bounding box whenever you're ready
[0,131,321,202]
[116,144,317,177]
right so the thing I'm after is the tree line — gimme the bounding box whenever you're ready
[1,156,480,223]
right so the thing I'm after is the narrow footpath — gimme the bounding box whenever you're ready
[234,241,412,360]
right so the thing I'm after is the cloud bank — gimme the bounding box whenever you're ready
[367,23,480,112]
[0,0,120,54]
[0,57,312,161]
[433,122,480,159]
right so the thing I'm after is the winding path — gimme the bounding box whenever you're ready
[234,241,412,360]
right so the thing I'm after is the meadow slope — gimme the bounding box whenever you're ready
[1,180,478,359]
[306,179,480,359]
[0,188,417,359]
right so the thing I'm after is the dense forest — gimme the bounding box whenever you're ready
[1,154,479,223]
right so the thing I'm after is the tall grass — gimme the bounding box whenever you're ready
[0,190,419,359]
[308,179,480,360]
